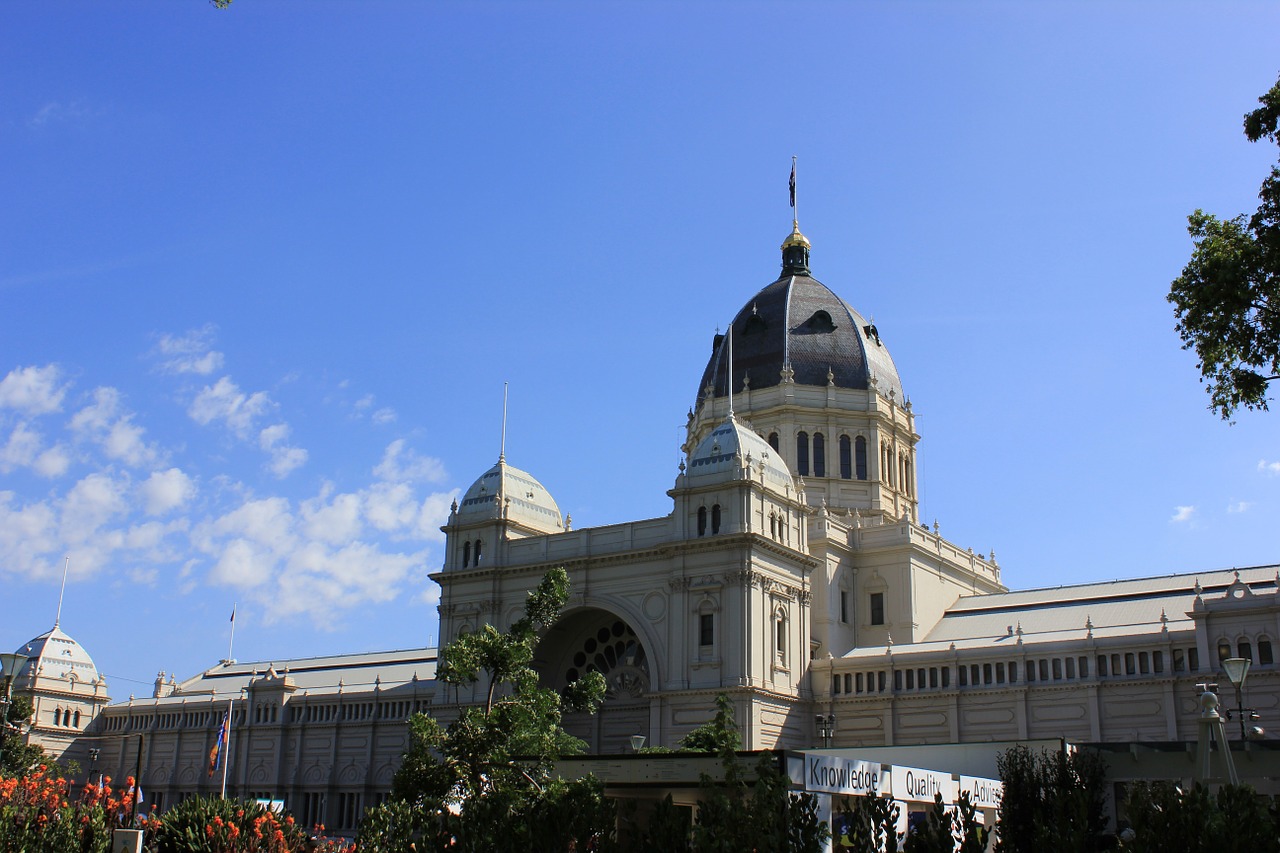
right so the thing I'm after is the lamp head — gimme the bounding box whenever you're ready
[1222,657,1251,687]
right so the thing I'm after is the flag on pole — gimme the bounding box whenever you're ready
[207,710,230,777]
[789,162,796,209]
[230,605,236,623]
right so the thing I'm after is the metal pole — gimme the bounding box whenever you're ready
[220,698,234,798]
[130,734,145,824]
[1236,683,1247,742]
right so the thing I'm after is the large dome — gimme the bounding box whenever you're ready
[15,625,101,686]
[455,457,564,534]
[696,224,904,404]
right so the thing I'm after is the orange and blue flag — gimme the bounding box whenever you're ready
[207,710,230,777]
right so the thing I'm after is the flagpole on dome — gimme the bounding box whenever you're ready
[54,556,70,628]
[499,382,508,463]
[789,155,798,227]
[226,604,237,665]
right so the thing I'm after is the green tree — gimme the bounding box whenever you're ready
[678,693,743,754]
[358,567,611,852]
[903,794,956,853]
[1169,73,1280,418]
[1119,781,1280,853]
[832,792,900,853]
[1,695,50,776]
[994,744,1108,853]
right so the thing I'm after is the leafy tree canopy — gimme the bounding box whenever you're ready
[361,567,611,852]
[1170,73,1280,418]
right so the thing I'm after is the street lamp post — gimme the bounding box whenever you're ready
[0,652,31,764]
[1222,657,1260,742]
[815,714,836,748]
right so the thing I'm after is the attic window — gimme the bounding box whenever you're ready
[743,314,767,335]
[807,310,836,332]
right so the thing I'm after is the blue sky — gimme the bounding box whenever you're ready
[2,2,1278,701]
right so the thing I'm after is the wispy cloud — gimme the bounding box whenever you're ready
[28,100,96,129]
[1259,459,1280,476]
[189,377,272,438]
[1227,501,1253,514]
[153,326,224,376]
[1170,505,1196,524]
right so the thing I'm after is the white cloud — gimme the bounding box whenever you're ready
[1260,459,1280,476]
[301,487,364,545]
[154,326,225,376]
[374,439,447,484]
[1170,505,1196,524]
[0,422,43,472]
[70,387,161,468]
[0,365,67,415]
[33,445,71,478]
[0,492,60,578]
[1227,501,1253,514]
[259,423,308,478]
[140,468,196,516]
[1,422,71,478]
[371,407,396,425]
[189,377,272,438]
[59,472,129,544]
[354,394,374,412]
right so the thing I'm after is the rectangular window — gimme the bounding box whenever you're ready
[1139,652,1150,674]
[893,670,903,690]
[1172,649,1185,672]
[876,671,885,692]
[844,673,851,694]
[1038,660,1049,681]
[942,667,951,688]
[1078,656,1089,678]
[929,667,938,688]
[906,669,915,689]
[1027,662,1036,683]
[832,675,841,695]
[699,613,714,647]
[959,666,968,686]
[1111,654,1122,676]
[995,662,1005,684]
[1009,662,1018,683]
[982,663,993,684]
[1152,651,1163,674]
[1065,657,1075,679]
[1052,659,1063,680]
[840,591,849,624]
[869,592,885,626]
[1188,647,1199,671]
[855,672,864,693]
[972,664,981,685]
[1125,653,1136,675]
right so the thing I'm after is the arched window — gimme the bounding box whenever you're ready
[711,504,722,534]
[768,432,779,451]
[855,436,868,480]
[54,708,62,727]
[463,541,471,568]
[813,433,826,477]
[73,710,81,728]
[769,513,777,538]
[796,432,810,476]
[1239,640,1254,662]
[697,506,707,536]
[1218,640,1232,663]
[1260,637,1274,665]
[839,435,852,479]
[473,539,482,565]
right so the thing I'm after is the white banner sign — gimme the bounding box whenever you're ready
[889,764,957,804]
[958,775,1003,809]
[804,754,884,796]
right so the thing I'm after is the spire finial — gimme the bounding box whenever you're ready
[54,556,69,628]
[727,318,735,417]
[499,382,508,463]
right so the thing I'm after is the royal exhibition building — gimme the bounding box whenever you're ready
[7,218,1280,834]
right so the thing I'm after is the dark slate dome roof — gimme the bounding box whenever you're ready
[696,227,904,403]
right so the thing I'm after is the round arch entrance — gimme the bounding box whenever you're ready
[535,607,653,754]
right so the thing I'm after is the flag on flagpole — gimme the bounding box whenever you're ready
[230,604,236,623]
[207,710,230,777]
[789,162,796,209]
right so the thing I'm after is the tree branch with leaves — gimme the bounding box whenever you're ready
[1170,73,1280,418]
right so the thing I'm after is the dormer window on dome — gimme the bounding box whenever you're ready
[804,310,836,333]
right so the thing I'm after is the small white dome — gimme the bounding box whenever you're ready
[16,626,101,686]
[687,415,795,494]
[456,458,563,534]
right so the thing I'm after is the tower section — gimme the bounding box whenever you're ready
[690,222,920,523]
